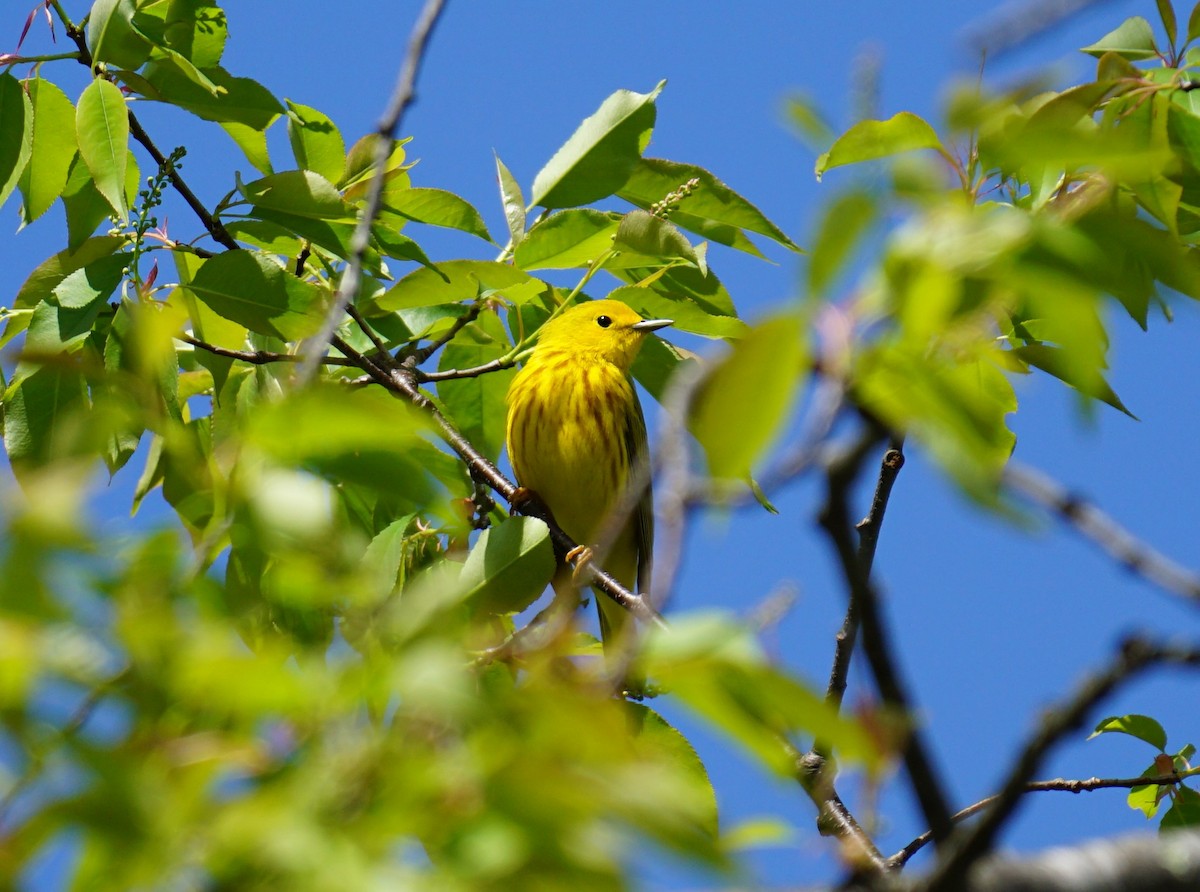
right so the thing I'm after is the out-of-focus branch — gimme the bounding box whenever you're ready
[891,771,1193,868]
[298,0,450,382]
[924,637,1200,891]
[1004,461,1200,605]
[820,432,955,849]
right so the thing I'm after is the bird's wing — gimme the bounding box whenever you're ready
[625,390,654,597]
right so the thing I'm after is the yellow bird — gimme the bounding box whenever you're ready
[505,299,672,654]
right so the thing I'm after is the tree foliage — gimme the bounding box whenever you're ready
[2,1,1200,890]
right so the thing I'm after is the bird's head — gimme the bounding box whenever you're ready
[536,299,673,371]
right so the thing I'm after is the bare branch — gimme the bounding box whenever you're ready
[409,300,485,365]
[820,432,956,849]
[924,637,1200,891]
[891,772,1191,868]
[179,335,356,367]
[298,0,450,383]
[1004,461,1200,605]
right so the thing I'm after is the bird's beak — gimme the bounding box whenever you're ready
[631,318,673,332]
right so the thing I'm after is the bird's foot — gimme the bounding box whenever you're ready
[566,544,595,586]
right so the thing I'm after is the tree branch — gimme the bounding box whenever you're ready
[1004,461,1200,606]
[180,334,355,367]
[297,0,450,383]
[820,432,956,849]
[891,771,1192,868]
[923,637,1200,891]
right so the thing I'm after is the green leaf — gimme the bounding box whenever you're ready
[639,614,886,776]
[1190,3,1200,44]
[614,209,700,270]
[1128,780,1165,818]
[690,313,805,480]
[514,208,621,270]
[3,365,89,470]
[618,157,801,254]
[286,100,345,184]
[458,516,554,615]
[530,81,664,209]
[17,78,77,225]
[815,112,943,180]
[1013,344,1134,417]
[62,156,117,250]
[625,703,719,840]
[340,134,410,192]
[382,187,492,241]
[51,253,128,310]
[13,235,127,312]
[0,73,34,212]
[631,330,690,404]
[371,227,445,279]
[1157,0,1178,48]
[856,343,1017,491]
[221,120,272,174]
[23,296,105,356]
[495,152,526,247]
[239,169,354,220]
[76,78,130,220]
[1090,714,1169,750]
[608,285,746,339]
[140,60,283,128]
[1161,785,1200,830]
[1081,16,1159,60]
[436,310,515,463]
[612,263,737,318]
[808,189,876,293]
[182,249,327,340]
[86,0,153,69]
[160,0,227,68]
[377,260,544,311]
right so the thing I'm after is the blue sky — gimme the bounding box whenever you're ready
[4,1,1199,888]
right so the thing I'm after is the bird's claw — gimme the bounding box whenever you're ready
[566,545,595,586]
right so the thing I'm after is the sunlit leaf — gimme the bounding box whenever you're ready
[1081,16,1159,60]
[182,249,327,340]
[286,100,346,184]
[815,112,943,179]
[18,78,77,224]
[458,516,554,615]
[76,79,130,220]
[530,81,664,208]
[1091,714,1169,751]
[495,152,526,247]
[0,73,34,212]
[383,187,492,241]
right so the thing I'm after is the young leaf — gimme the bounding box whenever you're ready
[286,100,346,184]
[0,73,34,212]
[1090,714,1169,751]
[495,152,526,247]
[689,312,806,480]
[614,209,700,270]
[458,516,554,616]
[617,157,801,254]
[382,187,492,241]
[514,208,621,270]
[3,366,89,471]
[807,189,876,294]
[1157,0,1178,48]
[530,81,664,209]
[815,112,943,180]
[1160,785,1200,830]
[86,0,153,69]
[1190,2,1200,44]
[377,260,544,310]
[1081,16,1159,60]
[608,285,746,339]
[182,249,327,340]
[18,78,77,225]
[76,78,130,220]
[239,170,354,220]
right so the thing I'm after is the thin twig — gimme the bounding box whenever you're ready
[418,358,509,382]
[923,637,1200,891]
[409,299,485,364]
[1005,461,1200,605]
[891,771,1194,868]
[345,303,395,362]
[821,441,905,721]
[179,335,355,367]
[793,750,888,872]
[298,0,450,383]
[820,432,956,850]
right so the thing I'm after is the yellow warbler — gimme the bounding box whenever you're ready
[505,299,672,651]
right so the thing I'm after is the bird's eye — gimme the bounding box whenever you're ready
[596,315,613,328]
